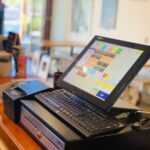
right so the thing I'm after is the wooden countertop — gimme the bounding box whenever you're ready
[0,101,41,150]
[41,40,86,48]
[0,77,41,150]
[144,59,150,67]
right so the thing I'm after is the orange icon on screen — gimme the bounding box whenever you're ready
[103,73,110,79]
[100,56,112,63]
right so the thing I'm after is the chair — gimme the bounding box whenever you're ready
[0,51,12,76]
[2,32,22,73]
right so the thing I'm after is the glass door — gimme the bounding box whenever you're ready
[30,0,46,44]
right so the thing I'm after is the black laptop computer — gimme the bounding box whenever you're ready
[35,36,150,138]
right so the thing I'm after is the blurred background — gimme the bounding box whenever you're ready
[0,0,150,110]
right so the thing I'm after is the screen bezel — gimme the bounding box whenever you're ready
[57,36,150,111]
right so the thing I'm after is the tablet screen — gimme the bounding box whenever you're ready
[58,36,149,110]
[63,40,143,101]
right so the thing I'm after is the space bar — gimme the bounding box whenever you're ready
[44,97,60,108]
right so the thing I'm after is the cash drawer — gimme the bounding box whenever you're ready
[20,106,65,150]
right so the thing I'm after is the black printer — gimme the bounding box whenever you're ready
[3,80,51,123]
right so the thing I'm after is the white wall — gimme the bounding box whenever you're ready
[50,0,150,46]
[50,0,68,41]
[91,0,150,44]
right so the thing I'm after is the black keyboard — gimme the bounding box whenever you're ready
[35,89,124,137]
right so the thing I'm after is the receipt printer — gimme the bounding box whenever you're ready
[3,80,51,123]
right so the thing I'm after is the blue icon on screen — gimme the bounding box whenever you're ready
[96,91,109,100]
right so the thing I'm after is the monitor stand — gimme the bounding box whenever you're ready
[109,98,140,118]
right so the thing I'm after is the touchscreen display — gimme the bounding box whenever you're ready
[63,40,143,101]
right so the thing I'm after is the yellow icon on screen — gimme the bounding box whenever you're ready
[103,73,110,79]
[105,74,110,79]
[135,50,143,54]
[97,80,114,91]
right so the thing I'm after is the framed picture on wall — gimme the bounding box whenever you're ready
[68,0,93,35]
[38,54,51,80]
[100,0,118,29]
